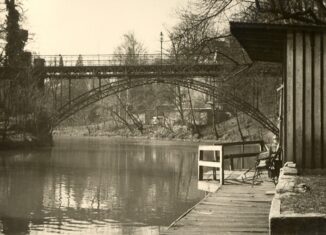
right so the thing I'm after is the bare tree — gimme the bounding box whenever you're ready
[114,32,147,65]
[111,32,148,133]
[184,0,326,27]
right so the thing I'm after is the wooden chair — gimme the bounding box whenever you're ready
[252,144,282,185]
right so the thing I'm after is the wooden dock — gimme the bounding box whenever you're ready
[163,172,275,235]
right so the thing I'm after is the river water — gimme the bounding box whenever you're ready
[0,137,205,235]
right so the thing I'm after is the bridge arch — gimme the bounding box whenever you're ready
[53,77,279,135]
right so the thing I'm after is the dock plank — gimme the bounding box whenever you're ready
[163,179,275,235]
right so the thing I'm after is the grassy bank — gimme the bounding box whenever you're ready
[55,115,275,144]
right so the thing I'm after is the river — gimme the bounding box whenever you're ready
[0,137,205,235]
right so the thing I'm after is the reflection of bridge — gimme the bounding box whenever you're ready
[2,53,279,134]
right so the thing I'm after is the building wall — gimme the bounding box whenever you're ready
[285,31,326,169]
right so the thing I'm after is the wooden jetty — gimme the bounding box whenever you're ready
[164,174,275,235]
[163,142,275,235]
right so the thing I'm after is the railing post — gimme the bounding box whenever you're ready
[213,150,217,180]
[230,157,234,170]
[198,145,223,185]
[198,149,203,180]
[220,146,224,185]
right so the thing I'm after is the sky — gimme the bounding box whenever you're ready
[23,0,189,55]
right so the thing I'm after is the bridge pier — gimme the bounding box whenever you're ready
[33,58,46,89]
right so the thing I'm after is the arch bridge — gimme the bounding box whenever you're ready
[32,53,278,134]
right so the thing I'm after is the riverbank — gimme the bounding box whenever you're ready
[55,116,275,144]
[0,132,53,150]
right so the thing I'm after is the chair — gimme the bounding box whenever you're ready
[252,144,282,185]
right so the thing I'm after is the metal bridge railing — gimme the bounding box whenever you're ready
[33,53,223,67]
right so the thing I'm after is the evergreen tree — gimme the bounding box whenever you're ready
[5,0,28,67]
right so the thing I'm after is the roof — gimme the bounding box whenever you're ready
[230,22,326,63]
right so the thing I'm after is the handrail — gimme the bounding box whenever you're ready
[32,53,230,67]
[214,141,266,170]
[214,140,265,146]
[198,141,266,185]
[198,145,224,185]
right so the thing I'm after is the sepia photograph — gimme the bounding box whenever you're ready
[0,0,325,234]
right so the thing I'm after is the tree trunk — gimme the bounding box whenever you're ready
[212,98,219,139]
[115,94,143,134]
[110,109,134,133]
[176,86,185,125]
[187,88,200,137]
[235,110,245,168]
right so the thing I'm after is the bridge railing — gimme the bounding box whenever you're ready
[33,53,222,67]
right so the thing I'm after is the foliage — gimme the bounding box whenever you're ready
[168,12,243,65]
[4,0,28,67]
[0,0,53,145]
[183,0,326,27]
[244,0,326,25]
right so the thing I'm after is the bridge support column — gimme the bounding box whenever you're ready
[68,78,71,107]
[33,58,46,90]
[54,79,57,109]
[60,79,63,108]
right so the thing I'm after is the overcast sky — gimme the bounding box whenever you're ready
[23,0,189,55]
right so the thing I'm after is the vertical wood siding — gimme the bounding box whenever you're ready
[314,34,322,168]
[295,32,304,167]
[286,31,325,169]
[323,33,326,168]
[304,33,313,168]
[286,32,294,163]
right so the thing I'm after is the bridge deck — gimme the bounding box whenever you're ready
[42,64,228,79]
[163,172,275,235]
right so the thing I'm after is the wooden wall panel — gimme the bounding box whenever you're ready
[323,33,326,168]
[304,33,313,168]
[295,32,304,167]
[314,33,322,168]
[286,32,294,163]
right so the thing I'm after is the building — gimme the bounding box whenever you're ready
[231,22,326,169]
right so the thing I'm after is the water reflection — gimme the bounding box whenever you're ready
[0,137,204,235]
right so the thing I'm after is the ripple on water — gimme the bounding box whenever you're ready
[0,137,205,235]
